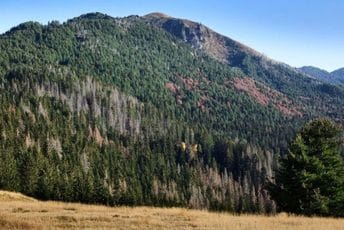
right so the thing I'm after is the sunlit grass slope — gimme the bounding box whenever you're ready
[0,190,343,229]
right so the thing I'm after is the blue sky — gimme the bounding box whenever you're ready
[1,0,343,71]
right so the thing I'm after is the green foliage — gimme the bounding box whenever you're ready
[268,118,344,216]
[0,13,343,214]
[0,14,308,152]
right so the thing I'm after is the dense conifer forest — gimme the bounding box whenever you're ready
[0,13,343,213]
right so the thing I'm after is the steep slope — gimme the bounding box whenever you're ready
[0,12,343,214]
[143,13,344,119]
[299,66,344,85]
[143,12,262,65]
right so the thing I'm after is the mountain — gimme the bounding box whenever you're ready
[143,12,262,65]
[331,68,344,83]
[298,66,332,82]
[0,12,343,213]
[298,66,344,85]
[143,13,320,91]
[143,13,344,117]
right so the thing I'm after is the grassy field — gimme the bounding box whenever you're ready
[0,191,343,229]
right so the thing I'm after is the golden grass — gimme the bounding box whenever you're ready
[0,190,36,202]
[0,191,343,229]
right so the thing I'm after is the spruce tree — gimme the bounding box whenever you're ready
[268,118,344,216]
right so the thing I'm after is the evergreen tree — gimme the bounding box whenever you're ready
[268,118,344,216]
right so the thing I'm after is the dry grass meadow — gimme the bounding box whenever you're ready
[0,191,343,229]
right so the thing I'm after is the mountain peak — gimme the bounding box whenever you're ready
[299,66,344,84]
[331,67,344,74]
[143,13,268,65]
[144,12,171,19]
[299,66,329,74]
[72,12,115,21]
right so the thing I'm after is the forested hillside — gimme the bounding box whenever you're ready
[299,66,344,85]
[144,12,344,121]
[0,12,343,213]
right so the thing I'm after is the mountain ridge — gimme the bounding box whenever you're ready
[142,12,341,98]
[143,12,269,65]
[298,66,344,85]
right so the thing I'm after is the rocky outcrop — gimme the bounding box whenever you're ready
[144,12,262,65]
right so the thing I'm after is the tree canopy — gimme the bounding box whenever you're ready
[268,118,344,216]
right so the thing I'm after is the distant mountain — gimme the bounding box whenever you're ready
[298,66,344,85]
[298,66,332,82]
[331,68,344,83]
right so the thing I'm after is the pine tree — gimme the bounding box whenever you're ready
[268,118,344,216]
[0,152,20,190]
